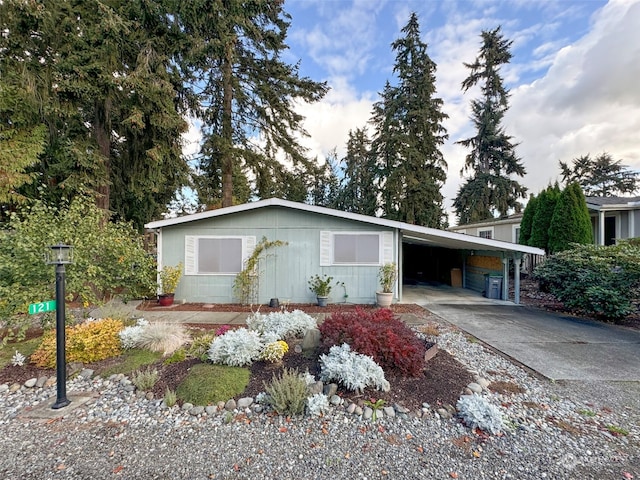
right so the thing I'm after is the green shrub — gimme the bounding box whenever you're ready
[30,318,124,368]
[176,363,250,406]
[186,332,216,361]
[131,367,159,391]
[163,348,186,365]
[0,196,156,336]
[263,368,309,416]
[163,388,178,407]
[533,242,640,322]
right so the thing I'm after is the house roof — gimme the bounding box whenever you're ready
[586,196,640,210]
[449,213,523,231]
[145,198,545,256]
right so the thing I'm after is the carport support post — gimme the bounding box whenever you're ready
[514,257,521,304]
[502,258,509,301]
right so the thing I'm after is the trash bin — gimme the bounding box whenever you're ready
[484,274,503,299]
[450,268,462,288]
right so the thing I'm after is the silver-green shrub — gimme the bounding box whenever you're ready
[306,393,330,416]
[246,309,317,339]
[319,343,390,392]
[207,328,263,366]
[456,394,503,435]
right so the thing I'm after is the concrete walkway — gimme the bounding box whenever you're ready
[405,284,640,382]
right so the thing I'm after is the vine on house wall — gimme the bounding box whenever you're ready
[233,237,287,305]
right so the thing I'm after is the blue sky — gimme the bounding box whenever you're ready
[270,0,640,223]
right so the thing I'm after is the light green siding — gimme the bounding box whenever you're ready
[159,206,397,304]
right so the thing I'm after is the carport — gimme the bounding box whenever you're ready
[396,227,545,304]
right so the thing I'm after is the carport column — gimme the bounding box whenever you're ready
[514,257,521,304]
[599,210,605,245]
[502,258,509,301]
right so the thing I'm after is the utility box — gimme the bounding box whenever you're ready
[450,268,462,288]
[484,274,503,299]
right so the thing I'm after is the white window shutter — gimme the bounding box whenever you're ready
[382,231,394,264]
[319,231,332,266]
[185,235,196,275]
[244,236,257,268]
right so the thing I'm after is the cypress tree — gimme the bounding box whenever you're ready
[529,184,560,252]
[548,183,593,253]
[519,194,537,246]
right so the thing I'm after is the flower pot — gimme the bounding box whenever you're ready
[158,293,175,307]
[376,291,393,307]
[316,296,329,307]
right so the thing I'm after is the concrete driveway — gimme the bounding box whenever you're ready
[404,284,640,381]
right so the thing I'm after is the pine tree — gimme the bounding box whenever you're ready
[454,26,527,225]
[548,183,593,253]
[174,0,328,208]
[519,194,537,246]
[370,13,448,227]
[559,153,639,197]
[529,184,561,251]
[335,128,378,216]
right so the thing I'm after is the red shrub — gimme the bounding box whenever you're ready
[319,308,426,376]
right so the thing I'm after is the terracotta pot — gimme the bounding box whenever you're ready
[158,293,175,307]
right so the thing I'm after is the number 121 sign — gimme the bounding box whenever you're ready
[28,300,56,315]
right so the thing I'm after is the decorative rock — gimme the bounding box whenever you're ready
[329,394,341,406]
[205,406,217,416]
[253,404,263,413]
[346,403,357,414]
[294,344,303,354]
[79,369,94,379]
[67,362,83,377]
[308,381,323,395]
[467,382,482,394]
[437,408,452,419]
[24,378,37,388]
[9,383,21,393]
[189,406,205,416]
[182,402,194,411]
[394,403,410,414]
[375,409,384,420]
[323,383,338,397]
[145,392,154,401]
[354,406,363,416]
[36,377,48,388]
[217,401,226,411]
[302,328,321,351]
[363,407,373,420]
[0,384,8,393]
[44,377,57,388]
[477,378,490,389]
[237,397,253,409]
[124,385,135,393]
[225,399,237,411]
[383,406,395,417]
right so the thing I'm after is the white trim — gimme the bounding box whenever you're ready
[512,224,521,244]
[145,197,545,256]
[155,230,162,295]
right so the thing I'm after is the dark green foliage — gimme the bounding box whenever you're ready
[560,153,639,197]
[335,128,378,216]
[529,184,561,251]
[370,13,448,227]
[533,242,640,322]
[454,27,527,225]
[175,0,328,207]
[264,368,309,416]
[548,183,593,253]
[519,195,537,246]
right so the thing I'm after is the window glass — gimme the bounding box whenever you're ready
[333,234,379,264]
[479,230,493,239]
[198,238,242,273]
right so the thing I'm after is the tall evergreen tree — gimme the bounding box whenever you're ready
[519,194,537,246]
[454,26,526,225]
[529,184,561,252]
[0,0,190,229]
[548,183,593,254]
[370,13,448,227]
[559,152,639,197]
[335,128,378,216]
[174,0,328,208]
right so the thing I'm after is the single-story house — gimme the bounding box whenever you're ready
[448,213,523,243]
[586,196,640,246]
[144,198,545,305]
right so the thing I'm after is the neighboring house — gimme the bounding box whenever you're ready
[586,196,640,246]
[448,213,523,244]
[144,198,544,305]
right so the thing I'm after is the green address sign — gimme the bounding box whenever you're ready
[28,300,56,315]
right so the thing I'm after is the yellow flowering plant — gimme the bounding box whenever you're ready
[159,263,183,294]
[259,340,289,363]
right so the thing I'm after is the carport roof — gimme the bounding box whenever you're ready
[145,198,545,256]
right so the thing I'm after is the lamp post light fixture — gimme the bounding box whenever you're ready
[46,243,73,409]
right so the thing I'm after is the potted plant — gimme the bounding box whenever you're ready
[308,274,334,307]
[376,262,397,307]
[158,263,183,306]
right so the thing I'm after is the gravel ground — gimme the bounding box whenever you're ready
[1,327,638,480]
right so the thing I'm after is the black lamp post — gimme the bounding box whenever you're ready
[46,243,73,409]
